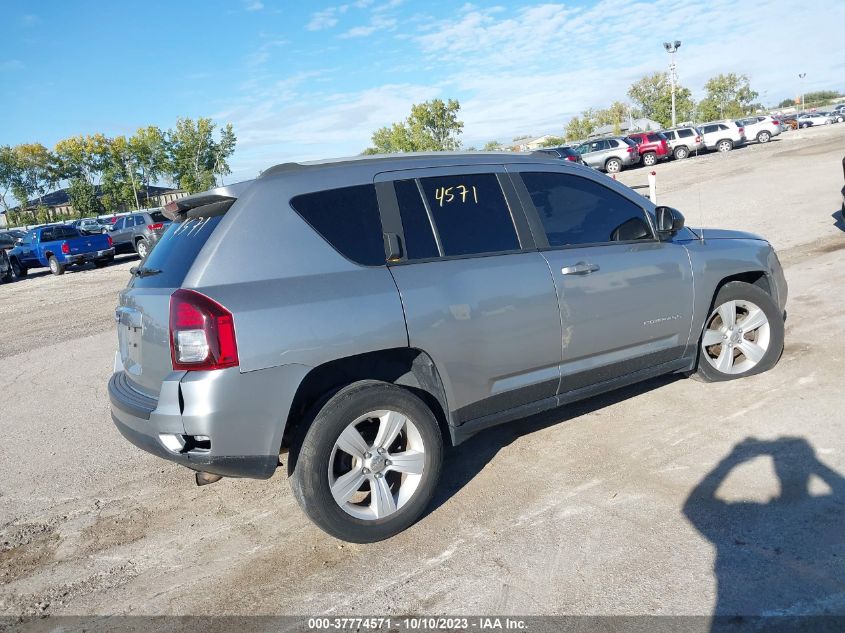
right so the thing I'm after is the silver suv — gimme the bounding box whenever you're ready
[574,137,640,173]
[661,126,704,159]
[699,120,747,152]
[109,153,787,542]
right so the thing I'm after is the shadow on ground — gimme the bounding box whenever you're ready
[684,436,845,631]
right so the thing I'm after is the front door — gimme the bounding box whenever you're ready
[377,166,563,425]
[509,167,695,394]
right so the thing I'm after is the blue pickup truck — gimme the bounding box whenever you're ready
[8,225,115,276]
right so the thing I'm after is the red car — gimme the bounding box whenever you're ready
[626,132,671,167]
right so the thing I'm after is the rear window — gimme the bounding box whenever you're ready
[290,184,385,266]
[131,216,224,288]
[149,211,167,223]
[646,133,665,142]
[677,128,693,138]
[621,137,637,146]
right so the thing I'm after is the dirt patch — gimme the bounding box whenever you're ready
[0,522,59,582]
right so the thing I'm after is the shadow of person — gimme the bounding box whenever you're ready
[684,437,845,631]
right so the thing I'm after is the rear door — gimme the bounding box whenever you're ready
[509,166,694,394]
[377,166,563,425]
[110,217,131,247]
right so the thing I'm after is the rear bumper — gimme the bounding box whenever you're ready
[108,360,311,479]
[63,248,114,265]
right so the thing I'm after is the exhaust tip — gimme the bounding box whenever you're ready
[195,472,223,486]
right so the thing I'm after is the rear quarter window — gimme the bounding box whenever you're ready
[290,184,385,266]
[678,128,693,138]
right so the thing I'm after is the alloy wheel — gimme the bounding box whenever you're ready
[329,409,426,521]
[701,299,771,375]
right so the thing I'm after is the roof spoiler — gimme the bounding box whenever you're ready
[162,181,253,223]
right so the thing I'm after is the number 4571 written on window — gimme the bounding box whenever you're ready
[434,185,478,207]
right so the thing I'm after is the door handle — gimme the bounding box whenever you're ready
[561,262,600,276]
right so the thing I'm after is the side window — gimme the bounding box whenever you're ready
[719,124,729,131]
[113,218,125,230]
[41,229,56,242]
[394,179,439,260]
[663,131,675,140]
[702,125,715,134]
[521,172,654,247]
[678,129,693,138]
[418,173,519,257]
[290,184,385,266]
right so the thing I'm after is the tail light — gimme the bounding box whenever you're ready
[627,146,635,153]
[61,241,70,254]
[147,223,164,231]
[695,136,701,142]
[739,127,745,135]
[106,235,113,248]
[565,155,577,161]
[169,288,239,371]
[771,120,780,125]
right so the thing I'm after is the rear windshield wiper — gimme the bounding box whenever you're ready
[130,266,162,278]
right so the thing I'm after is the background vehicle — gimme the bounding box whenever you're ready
[0,248,12,283]
[699,121,747,152]
[626,132,671,166]
[0,229,26,250]
[533,146,585,164]
[73,218,110,234]
[108,209,171,259]
[109,153,787,543]
[779,114,799,131]
[8,225,114,276]
[574,136,639,173]
[823,110,844,123]
[798,113,832,128]
[661,127,704,160]
[739,116,782,143]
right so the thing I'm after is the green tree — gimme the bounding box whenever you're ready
[483,140,504,151]
[55,134,109,216]
[166,118,236,193]
[627,72,695,128]
[13,143,56,217]
[564,113,595,142]
[595,101,631,135]
[0,145,20,222]
[364,99,463,154]
[698,73,758,121]
[538,135,567,147]
[128,126,167,205]
[66,177,101,217]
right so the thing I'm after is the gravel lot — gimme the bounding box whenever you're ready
[1,124,844,625]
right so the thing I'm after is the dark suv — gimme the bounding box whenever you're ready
[109,152,787,542]
[108,210,171,259]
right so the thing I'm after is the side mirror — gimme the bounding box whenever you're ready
[656,206,685,236]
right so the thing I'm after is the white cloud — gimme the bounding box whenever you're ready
[307,7,342,30]
[1,59,24,71]
[244,0,264,11]
[20,14,38,26]
[340,15,397,38]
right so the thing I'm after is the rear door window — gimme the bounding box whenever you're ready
[131,215,225,288]
[149,211,167,223]
[290,184,385,266]
[678,128,693,138]
[394,179,439,260]
[521,172,654,247]
[417,173,519,257]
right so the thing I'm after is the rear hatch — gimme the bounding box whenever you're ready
[116,192,239,397]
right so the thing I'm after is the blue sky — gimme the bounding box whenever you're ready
[1,0,843,183]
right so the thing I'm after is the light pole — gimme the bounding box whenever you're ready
[663,40,681,127]
[798,73,806,111]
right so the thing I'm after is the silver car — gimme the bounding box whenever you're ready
[574,136,640,173]
[662,126,705,159]
[739,116,782,144]
[109,152,788,542]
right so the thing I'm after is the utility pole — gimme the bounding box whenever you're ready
[663,40,682,127]
[798,73,806,111]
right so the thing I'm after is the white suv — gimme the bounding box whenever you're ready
[699,120,747,153]
[662,126,705,159]
[739,116,782,144]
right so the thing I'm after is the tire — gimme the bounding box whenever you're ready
[605,158,622,173]
[135,238,150,260]
[673,146,689,160]
[289,380,444,543]
[48,256,65,276]
[716,139,733,153]
[694,281,784,382]
[1,270,12,283]
[642,152,657,166]
[10,258,27,278]
[757,131,771,143]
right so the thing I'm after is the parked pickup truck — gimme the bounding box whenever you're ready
[8,225,115,276]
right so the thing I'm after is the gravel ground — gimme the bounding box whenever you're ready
[0,123,844,625]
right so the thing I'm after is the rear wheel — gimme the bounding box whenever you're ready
[694,281,784,382]
[1,270,12,283]
[757,131,771,143]
[642,152,657,166]
[135,238,150,260]
[48,256,65,276]
[10,258,27,278]
[673,146,689,160]
[290,381,444,543]
[605,158,622,173]
[717,139,733,153]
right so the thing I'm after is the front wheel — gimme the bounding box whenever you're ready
[717,139,733,153]
[135,239,150,260]
[10,258,27,278]
[1,270,12,283]
[694,281,784,382]
[290,381,443,543]
[48,256,65,275]
[605,158,622,173]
